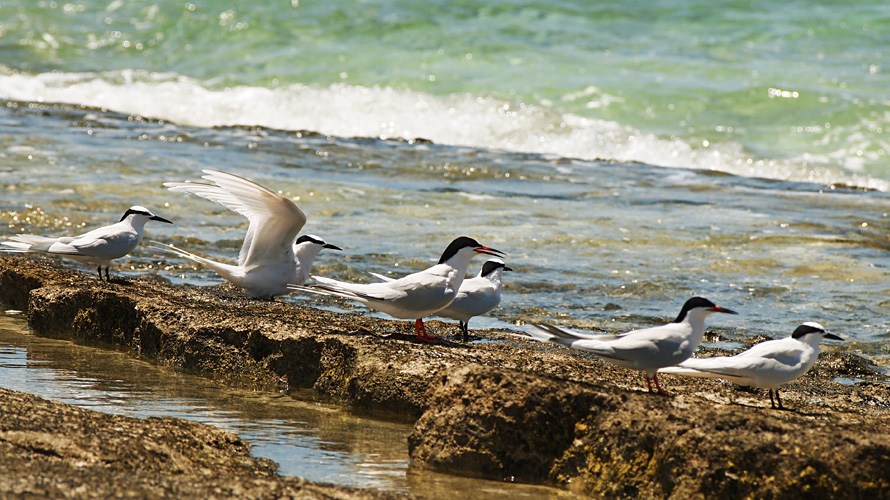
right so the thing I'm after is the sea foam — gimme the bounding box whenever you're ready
[0,68,885,191]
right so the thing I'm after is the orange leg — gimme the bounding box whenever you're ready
[652,373,671,396]
[414,318,439,343]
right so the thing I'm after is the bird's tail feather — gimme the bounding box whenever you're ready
[525,324,583,348]
[659,362,750,385]
[3,234,60,253]
[1,241,32,253]
[288,281,382,302]
[151,241,242,281]
[531,323,614,341]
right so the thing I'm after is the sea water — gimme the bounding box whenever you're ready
[1,1,888,491]
[1,0,889,364]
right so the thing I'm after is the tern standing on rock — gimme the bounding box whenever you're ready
[437,258,512,342]
[158,169,340,299]
[659,322,842,409]
[526,297,738,395]
[1,206,172,281]
[290,236,505,342]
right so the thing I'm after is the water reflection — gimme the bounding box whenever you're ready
[0,315,581,499]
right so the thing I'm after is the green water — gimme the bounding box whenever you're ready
[2,0,888,181]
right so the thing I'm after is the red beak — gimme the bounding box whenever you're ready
[474,246,505,257]
[710,305,738,315]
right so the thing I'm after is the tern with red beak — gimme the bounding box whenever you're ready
[526,297,738,395]
[290,236,505,342]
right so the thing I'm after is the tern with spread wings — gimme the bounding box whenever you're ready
[158,169,339,299]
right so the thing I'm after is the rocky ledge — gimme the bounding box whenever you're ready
[1,256,889,499]
[0,387,406,499]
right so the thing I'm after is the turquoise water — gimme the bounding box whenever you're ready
[2,0,888,185]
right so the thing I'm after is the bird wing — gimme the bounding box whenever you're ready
[3,234,61,253]
[308,275,405,302]
[525,325,630,365]
[295,265,456,318]
[368,271,396,282]
[661,339,809,387]
[7,223,137,260]
[526,324,622,353]
[528,323,690,371]
[527,323,620,342]
[329,267,452,303]
[580,333,681,369]
[439,277,499,318]
[165,169,306,268]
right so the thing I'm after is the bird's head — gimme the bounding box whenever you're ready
[480,258,513,277]
[293,234,342,256]
[438,236,505,265]
[791,322,843,342]
[120,206,172,225]
[672,296,738,323]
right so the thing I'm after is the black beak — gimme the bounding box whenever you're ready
[324,243,342,251]
[151,215,173,224]
[504,266,514,272]
[824,332,843,341]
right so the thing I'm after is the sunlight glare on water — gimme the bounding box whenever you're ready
[0,104,888,369]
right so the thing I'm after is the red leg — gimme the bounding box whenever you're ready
[653,373,672,396]
[644,373,654,393]
[414,318,439,343]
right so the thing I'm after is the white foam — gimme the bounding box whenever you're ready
[1,68,886,190]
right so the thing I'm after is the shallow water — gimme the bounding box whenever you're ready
[0,313,579,499]
[1,102,889,370]
[2,2,888,495]
[2,1,890,367]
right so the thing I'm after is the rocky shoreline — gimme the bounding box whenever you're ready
[0,387,406,500]
[1,256,889,499]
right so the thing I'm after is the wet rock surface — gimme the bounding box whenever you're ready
[0,387,407,499]
[2,256,889,499]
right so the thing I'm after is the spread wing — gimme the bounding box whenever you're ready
[165,169,306,267]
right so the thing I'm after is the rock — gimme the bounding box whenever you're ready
[409,365,890,499]
[0,387,407,500]
[2,255,889,498]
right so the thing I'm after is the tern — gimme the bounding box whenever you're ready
[160,169,340,299]
[289,236,505,342]
[526,297,738,395]
[437,258,512,342]
[1,206,172,281]
[659,322,842,409]
[370,258,513,342]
